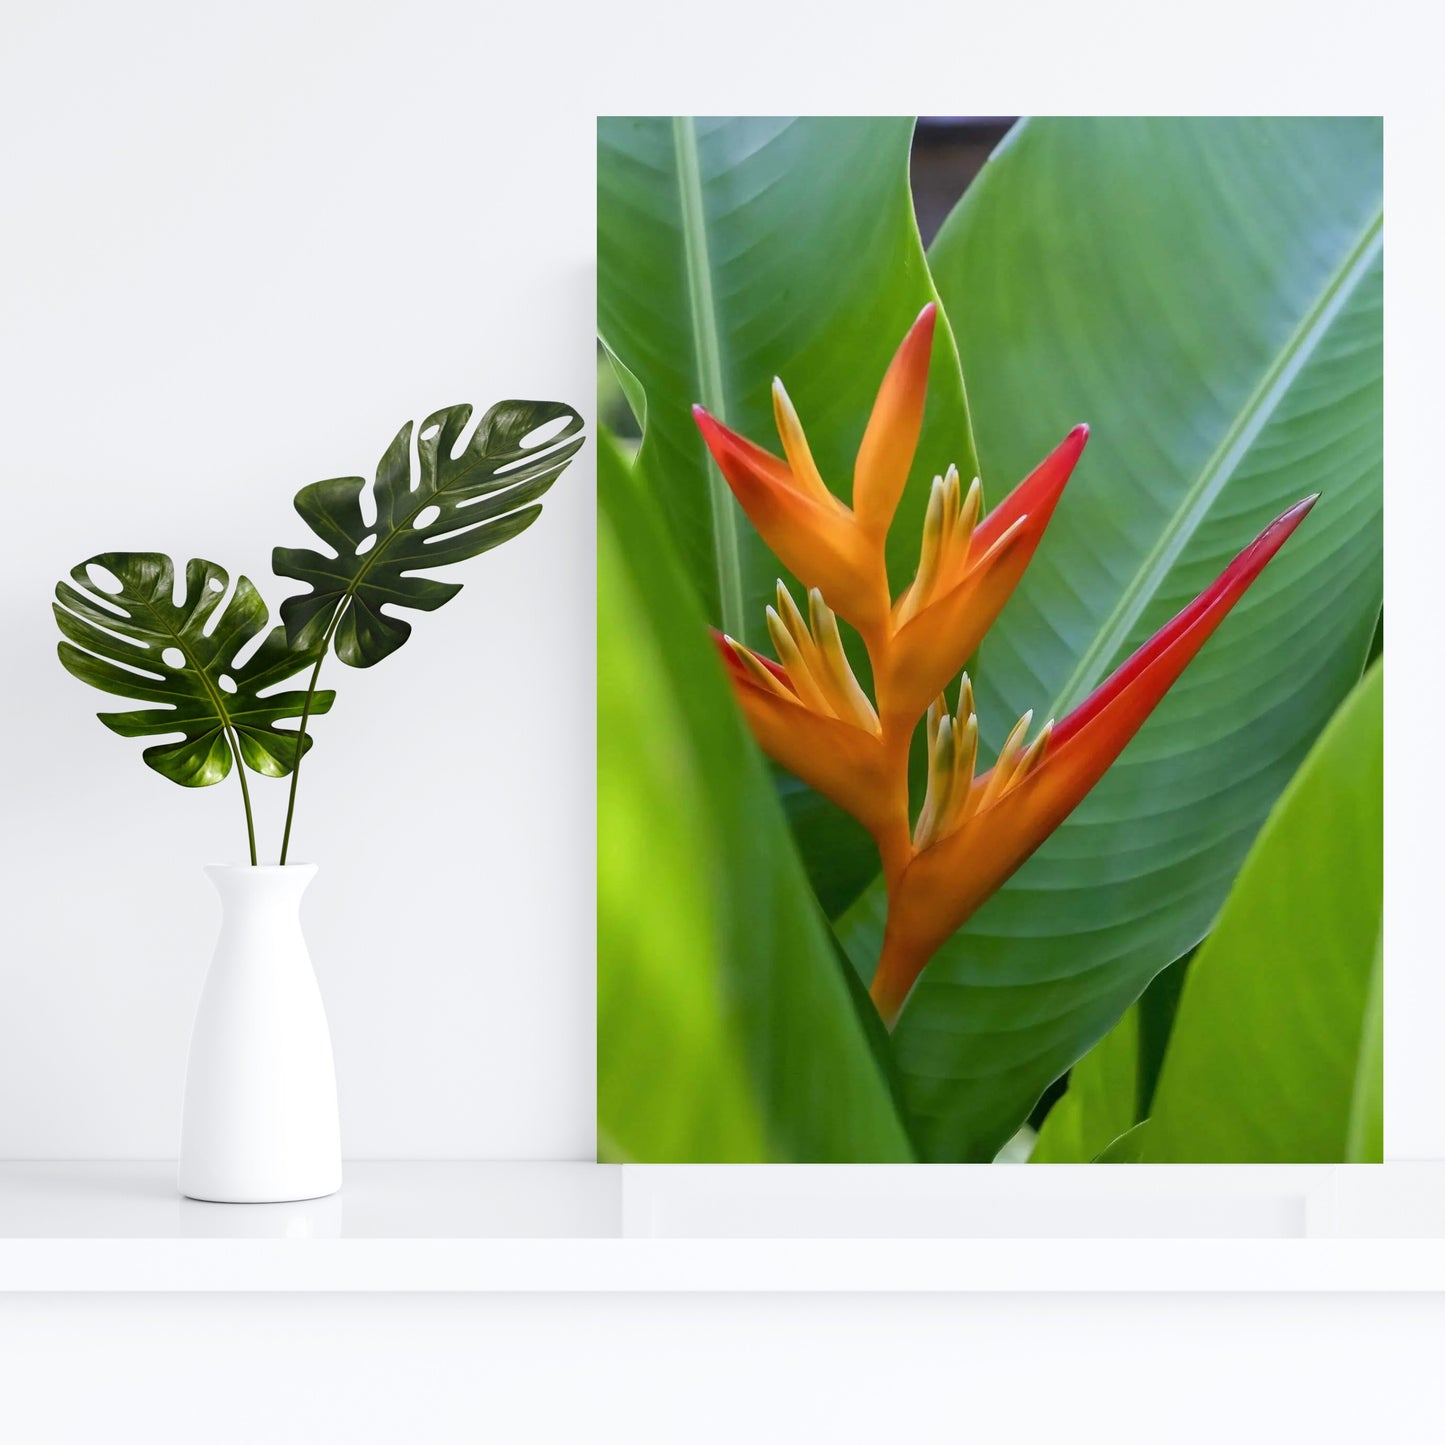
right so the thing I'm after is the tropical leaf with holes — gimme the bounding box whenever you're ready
[54,552,333,786]
[273,399,585,667]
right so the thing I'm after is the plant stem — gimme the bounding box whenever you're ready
[227,724,258,865]
[140,603,260,865]
[278,602,348,866]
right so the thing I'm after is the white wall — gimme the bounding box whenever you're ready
[0,0,1430,1173]
[0,1,595,1159]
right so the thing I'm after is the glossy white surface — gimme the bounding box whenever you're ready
[0,0,596,1165]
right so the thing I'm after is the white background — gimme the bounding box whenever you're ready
[2,0,1440,1439]
[0,0,596,1161]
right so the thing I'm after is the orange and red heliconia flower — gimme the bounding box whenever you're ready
[696,302,1315,1027]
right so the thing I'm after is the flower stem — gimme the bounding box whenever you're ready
[871,925,917,1031]
[876,816,914,895]
[857,597,925,1020]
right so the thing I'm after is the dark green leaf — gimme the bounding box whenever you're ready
[1135,951,1192,1118]
[275,399,584,668]
[55,552,332,787]
[773,769,879,919]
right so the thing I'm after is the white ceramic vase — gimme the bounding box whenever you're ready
[178,864,342,1203]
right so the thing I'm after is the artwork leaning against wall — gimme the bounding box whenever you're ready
[595,114,1383,1165]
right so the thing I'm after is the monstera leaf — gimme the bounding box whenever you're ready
[54,553,333,786]
[274,399,584,667]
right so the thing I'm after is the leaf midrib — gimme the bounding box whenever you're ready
[66,581,304,747]
[1045,203,1385,721]
[129,582,246,749]
[671,114,746,643]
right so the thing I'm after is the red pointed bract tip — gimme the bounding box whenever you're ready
[909,301,937,349]
[693,405,793,491]
[694,401,888,631]
[971,423,1089,554]
[1052,494,1317,751]
[711,627,791,687]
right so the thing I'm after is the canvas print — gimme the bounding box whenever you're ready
[597,116,1383,1163]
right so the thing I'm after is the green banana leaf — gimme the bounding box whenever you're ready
[1139,663,1383,1162]
[1095,1122,1151,1163]
[598,430,912,1162]
[597,115,975,914]
[274,400,583,667]
[1029,953,1190,1162]
[842,116,1383,1161]
[1347,934,1384,1163]
[1028,1005,1141,1164]
[55,553,333,786]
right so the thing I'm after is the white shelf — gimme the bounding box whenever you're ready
[0,1161,617,1240]
[3,1162,1445,1293]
